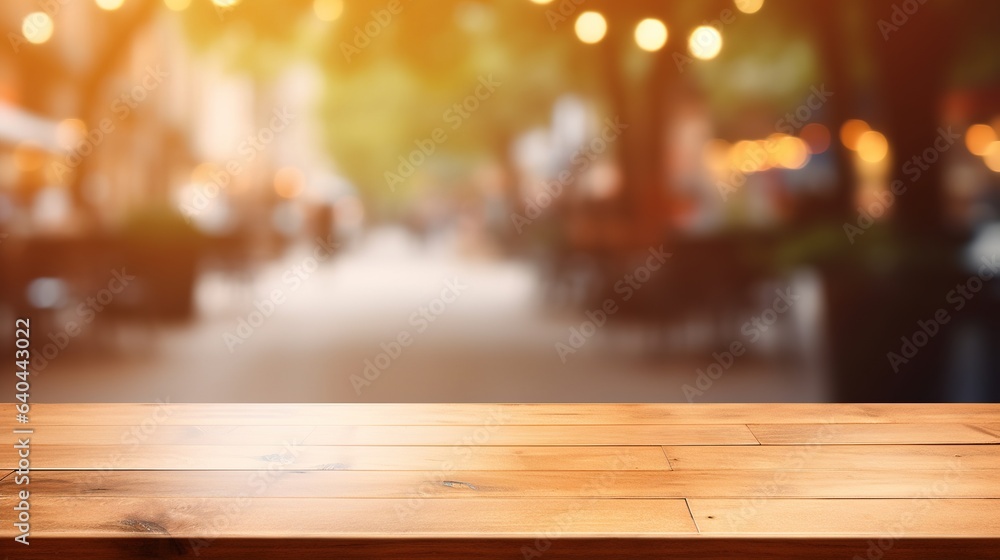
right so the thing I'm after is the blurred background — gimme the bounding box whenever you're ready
[1,0,999,403]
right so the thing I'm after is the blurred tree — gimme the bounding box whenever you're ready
[312,0,607,215]
[178,0,608,217]
[798,0,1000,401]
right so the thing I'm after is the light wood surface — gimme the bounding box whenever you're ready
[13,423,759,446]
[664,444,1000,470]
[13,468,1000,498]
[748,422,999,444]
[0,444,670,471]
[689,498,1000,537]
[0,496,698,538]
[0,403,997,559]
[7,402,1000,425]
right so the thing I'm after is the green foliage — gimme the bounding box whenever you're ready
[176,0,606,210]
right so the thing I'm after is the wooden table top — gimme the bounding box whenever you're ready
[1,403,998,559]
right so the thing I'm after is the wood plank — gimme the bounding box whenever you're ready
[0,445,670,471]
[10,468,1000,499]
[2,470,672,499]
[20,425,315,446]
[749,423,999,445]
[5,403,999,427]
[660,469,999,498]
[301,424,758,446]
[688,498,1000,537]
[0,496,697,538]
[14,424,758,446]
[664,445,1000,470]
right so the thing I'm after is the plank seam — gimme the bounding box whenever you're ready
[660,446,674,470]
[966,424,1000,439]
[684,498,701,533]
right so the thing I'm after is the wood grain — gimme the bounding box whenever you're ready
[19,425,315,446]
[0,496,698,538]
[0,444,671,471]
[664,444,1000,470]
[301,424,759,446]
[748,423,1000,444]
[3,402,999,427]
[977,423,1000,437]
[8,468,999,499]
[688,498,1000,537]
[2,403,997,558]
[14,423,759,446]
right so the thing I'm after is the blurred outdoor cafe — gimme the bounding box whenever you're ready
[0,0,999,403]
